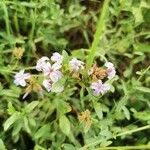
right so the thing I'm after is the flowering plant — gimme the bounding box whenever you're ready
[13,51,116,100]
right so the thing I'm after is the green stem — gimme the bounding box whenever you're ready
[23,66,36,70]
[138,65,150,81]
[87,0,110,68]
[97,145,150,150]
[2,0,11,39]
[116,124,150,137]
[80,124,150,150]
[0,69,16,74]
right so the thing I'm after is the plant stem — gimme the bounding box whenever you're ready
[2,0,11,40]
[87,0,110,68]
[80,124,150,150]
[97,145,150,150]
[138,65,150,81]
[116,124,150,137]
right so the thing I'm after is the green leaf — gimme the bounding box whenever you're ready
[12,119,23,136]
[0,139,6,150]
[34,124,50,140]
[7,102,16,115]
[4,113,19,131]
[25,101,39,113]
[62,50,69,64]
[94,102,103,119]
[56,100,71,116]
[132,7,143,24]
[0,89,20,98]
[135,86,150,93]
[59,115,70,136]
[62,144,76,150]
[134,43,150,53]
[122,106,130,120]
[23,117,31,134]
[51,78,65,93]
[71,49,86,60]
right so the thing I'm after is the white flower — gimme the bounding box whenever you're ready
[105,62,116,79]
[91,80,111,96]
[51,52,63,64]
[14,70,31,87]
[69,58,84,71]
[36,56,49,71]
[43,62,63,82]
[43,79,52,92]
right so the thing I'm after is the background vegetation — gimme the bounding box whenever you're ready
[0,0,150,149]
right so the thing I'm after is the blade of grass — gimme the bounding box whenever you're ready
[87,0,110,68]
[2,0,11,40]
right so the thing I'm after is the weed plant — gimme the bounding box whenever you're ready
[0,0,150,150]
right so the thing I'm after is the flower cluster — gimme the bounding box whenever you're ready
[13,51,116,97]
[35,53,64,92]
[90,62,116,95]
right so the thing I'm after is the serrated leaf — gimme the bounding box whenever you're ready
[59,115,70,135]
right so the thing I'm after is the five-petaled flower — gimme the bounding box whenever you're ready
[36,56,49,71]
[91,80,111,96]
[69,58,84,72]
[14,70,31,87]
[51,52,63,64]
[43,62,63,83]
[105,62,116,79]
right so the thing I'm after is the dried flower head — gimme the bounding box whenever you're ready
[23,77,43,99]
[78,109,92,133]
[89,64,107,81]
[13,47,24,59]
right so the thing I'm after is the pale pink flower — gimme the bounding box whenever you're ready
[43,79,52,92]
[36,56,49,71]
[14,70,31,87]
[105,62,116,79]
[51,52,63,64]
[91,80,111,96]
[69,58,84,71]
[43,62,63,82]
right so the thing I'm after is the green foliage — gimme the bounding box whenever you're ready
[0,0,150,149]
